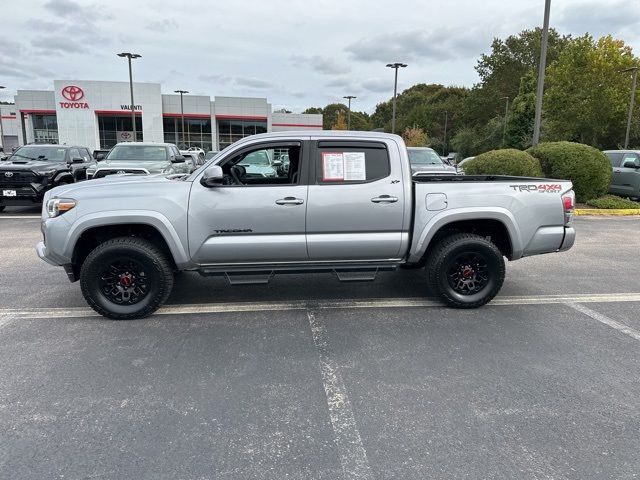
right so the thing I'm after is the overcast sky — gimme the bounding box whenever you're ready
[1,0,639,113]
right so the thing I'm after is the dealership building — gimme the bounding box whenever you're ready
[0,80,323,152]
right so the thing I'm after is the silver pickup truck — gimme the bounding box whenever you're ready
[36,131,576,319]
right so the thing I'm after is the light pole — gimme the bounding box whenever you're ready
[442,110,448,156]
[532,0,551,146]
[174,89,189,147]
[386,62,407,134]
[501,96,510,147]
[0,86,5,151]
[622,66,639,149]
[343,95,356,130]
[117,52,142,140]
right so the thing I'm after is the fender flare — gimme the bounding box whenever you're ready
[62,210,191,268]
[53,172,75,184]
[407,207,524,263]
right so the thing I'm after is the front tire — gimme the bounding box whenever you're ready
[80,237,174,320]
[426,233,505,308]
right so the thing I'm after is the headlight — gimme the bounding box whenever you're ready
[46,198,77,218]
[39,169,57,177]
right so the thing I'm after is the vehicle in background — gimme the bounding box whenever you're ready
[443,152,458,165]
[407,147,458,175]
[236,148,278,178]
[179,150,199,173]
[187,147,205,161]
[456,156,476,173]
[86,142,191,179]
[37,131,575,319]
[0,144,94,211]
[603,150,640,200]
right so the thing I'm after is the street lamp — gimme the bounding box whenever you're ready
[386,62,407,134]
[532,0,551,146]
[501,96,510,147]
[343,95,356,130]
[442,110,448,156]
[0,86,5,151]
[117,52,142,140]
[174,89,189,147]
[622,66,639,149]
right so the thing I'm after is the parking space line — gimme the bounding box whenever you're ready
[0,314,15,329]
[0,216,41,219]
[307,311,372,480]
[567,302,640,341]
[1,292,640,319]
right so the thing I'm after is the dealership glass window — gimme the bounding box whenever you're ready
[32,114,59,144]
[217,119,267,150]
[97,115,142,149]
[163,117,212,151]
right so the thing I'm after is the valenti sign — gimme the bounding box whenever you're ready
[59,85,89,109]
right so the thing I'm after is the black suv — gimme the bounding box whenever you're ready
[0,144,95,211]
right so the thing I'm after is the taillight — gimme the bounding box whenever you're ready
[562,192,575,224]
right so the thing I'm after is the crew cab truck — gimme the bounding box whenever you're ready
[36,132,576,319]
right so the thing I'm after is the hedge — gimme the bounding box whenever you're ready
[463,149,543,177]
[527,141,611,202]
[586,195,640,209]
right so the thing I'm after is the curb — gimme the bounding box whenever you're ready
[575,208,640,216]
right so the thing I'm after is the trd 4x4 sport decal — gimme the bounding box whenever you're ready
[509,184,562,193]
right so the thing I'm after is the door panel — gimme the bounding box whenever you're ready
[615,154,640,197]
[188,184,308,264]
[306,140,405,260]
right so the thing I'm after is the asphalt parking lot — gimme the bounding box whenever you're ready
[1,207,639,479]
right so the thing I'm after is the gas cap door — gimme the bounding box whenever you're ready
[426,193,448,211]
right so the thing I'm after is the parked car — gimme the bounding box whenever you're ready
[92,149,110,160]
[603,150,640,200]
[37,131,576,319]
[457,156,476,173]
[204,151,219,161]
[86,142,191,179]
[0,144,94,211]
[407,147,458,175]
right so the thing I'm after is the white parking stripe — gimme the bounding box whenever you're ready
[307,311,372,480]
[568,303,640,341]
[0,314,15,329]
[0,215,40,219]
[1,293,640,319]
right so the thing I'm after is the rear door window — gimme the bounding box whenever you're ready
[315,141,390,184]
[606,152,623,167]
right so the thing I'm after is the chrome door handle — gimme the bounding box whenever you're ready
[275,197,304,205]
[371,195,398,203]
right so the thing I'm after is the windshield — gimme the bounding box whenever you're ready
[408,149,444,165]
[204,151,219,160]
[106,145,168,161]
[11,146,67,162]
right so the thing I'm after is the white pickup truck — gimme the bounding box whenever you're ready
[37,131,576,319]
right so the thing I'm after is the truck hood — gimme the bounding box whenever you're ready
[410,163,457,174]
[47,173,184,198]
[91,159,171,173]
[0,159,68,173]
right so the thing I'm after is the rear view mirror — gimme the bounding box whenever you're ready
[172,155,185,163]
[72,157,84,164]
[96,154,105,161]
[200,165,224,187]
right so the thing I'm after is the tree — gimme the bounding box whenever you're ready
[302,107,323,115]
[503,73,536,149]
[332,112,347,130]
[402,127,427,147]
[544,35,640,148]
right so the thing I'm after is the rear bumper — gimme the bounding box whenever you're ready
[559,226,576,252]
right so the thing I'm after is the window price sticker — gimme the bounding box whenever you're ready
[322,152,366,181]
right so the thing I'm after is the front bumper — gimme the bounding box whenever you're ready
[36,241,57,266]
[0,186,44,204]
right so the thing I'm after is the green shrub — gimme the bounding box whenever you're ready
[527,141,612,202]
[463,149,543,177]
[586,195,640,209]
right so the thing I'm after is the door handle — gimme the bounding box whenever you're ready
[275,197,304,205]
[371,195,398,203]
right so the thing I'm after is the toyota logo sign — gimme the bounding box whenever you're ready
[59,85,89,109]
[61,85,84,101]
[4,172,13,177]
[121,132,131,139]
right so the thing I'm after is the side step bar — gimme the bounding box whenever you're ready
[198,264,396,285]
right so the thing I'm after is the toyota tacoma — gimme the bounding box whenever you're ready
[36,131,576,319]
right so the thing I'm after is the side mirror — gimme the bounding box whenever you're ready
[71,157,84,164]
[272,160,283,167]
[96,154,105,161]
[172,155,185,163]
[200,165,225,187]
[622,159,640,169]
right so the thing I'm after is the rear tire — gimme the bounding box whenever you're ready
[0,206,5,212]
[426,233,505,308]
[80,237,174,320]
